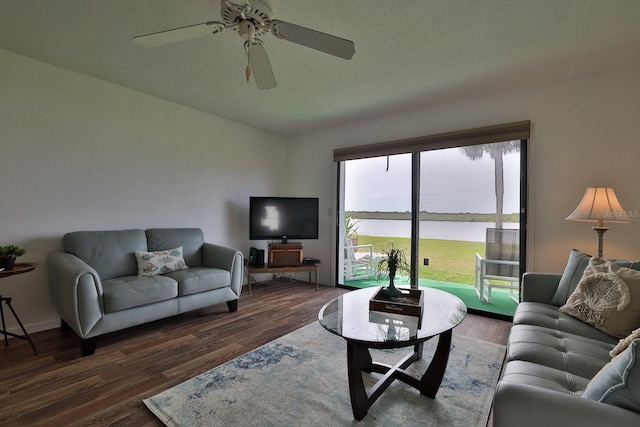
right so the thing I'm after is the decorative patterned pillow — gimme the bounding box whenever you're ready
[611,326,640,358]
[560,257,640,338]
[552,249,640,306]
[583,339,640,413]
[135,247,188,276]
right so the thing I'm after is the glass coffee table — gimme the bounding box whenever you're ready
[318,286,467,420]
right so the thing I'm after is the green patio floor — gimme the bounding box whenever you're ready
[343,277,517,317]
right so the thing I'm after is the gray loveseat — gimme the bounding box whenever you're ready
[493,250,640,426]
[48,228,243,356]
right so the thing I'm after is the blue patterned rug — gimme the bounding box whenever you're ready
[144,321,505,426]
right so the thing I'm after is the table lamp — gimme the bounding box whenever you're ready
[565,187,631,257]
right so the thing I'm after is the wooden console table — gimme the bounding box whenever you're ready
[0,263,38,355]
[246,264,319,295]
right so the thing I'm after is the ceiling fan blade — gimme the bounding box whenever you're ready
[248,42,277,90]
[134,21,226,48]
[272,21,355,60]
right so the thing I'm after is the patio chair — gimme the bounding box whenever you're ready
[344,239,377,280]
[475,228,520,303]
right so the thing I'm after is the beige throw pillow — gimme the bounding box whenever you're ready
[135,246,188,276]
[560,257,640,338]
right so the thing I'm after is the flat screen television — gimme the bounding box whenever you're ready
[249,197,319,243]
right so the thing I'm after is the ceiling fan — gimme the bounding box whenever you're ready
[133,0,355,89]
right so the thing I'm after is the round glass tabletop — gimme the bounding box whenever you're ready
[318,286,467,348]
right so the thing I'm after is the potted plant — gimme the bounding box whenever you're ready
[377,243,411,298]
[345,216,360,247]
[0,244,26,270]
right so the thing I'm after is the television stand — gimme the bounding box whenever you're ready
[246,264,319,295]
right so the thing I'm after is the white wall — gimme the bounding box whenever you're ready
[0,49,288,333]
[4,46,640,335]
[288,64,640,282]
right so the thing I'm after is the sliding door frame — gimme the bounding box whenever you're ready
[335,122,530,301]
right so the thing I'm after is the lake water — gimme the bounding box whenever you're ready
[355,219,519,242]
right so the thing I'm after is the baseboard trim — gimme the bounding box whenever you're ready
[3,318,60,337]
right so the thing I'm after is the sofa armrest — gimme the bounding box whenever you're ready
[520,272,562,304]
[48,251,104,337]
[493,382,640,427]
[202,243,244,296]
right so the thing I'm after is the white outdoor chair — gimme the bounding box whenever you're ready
[475,228,520,303]
[344,239,376,280]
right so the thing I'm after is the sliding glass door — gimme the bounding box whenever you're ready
[338,154,413,288]
[417,142,523,317]
[336,133,527,318]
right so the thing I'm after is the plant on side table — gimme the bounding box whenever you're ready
[0,244,27,270]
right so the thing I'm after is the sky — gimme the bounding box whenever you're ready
[344,146,521,214]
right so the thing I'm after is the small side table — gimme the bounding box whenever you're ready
[0,263,38,355]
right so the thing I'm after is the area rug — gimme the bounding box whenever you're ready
[144,321,505,426]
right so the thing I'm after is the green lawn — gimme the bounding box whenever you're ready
[344,276,518,317]
[356,235,484,285]
[349,235,517,316]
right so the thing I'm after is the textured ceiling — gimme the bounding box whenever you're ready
[2,0,640,137]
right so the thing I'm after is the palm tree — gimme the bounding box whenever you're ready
[459,141,520,229]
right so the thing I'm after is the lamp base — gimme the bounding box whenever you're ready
[592,226,609,258]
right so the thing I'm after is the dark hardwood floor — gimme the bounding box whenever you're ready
[0,279,510,426]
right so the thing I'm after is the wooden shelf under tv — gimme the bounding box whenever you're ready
[246,264,318,295]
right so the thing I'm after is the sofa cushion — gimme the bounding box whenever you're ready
[583,339,640,413]
[163,267,231,296]
[500,359,591,395]
[551,249,640,306]
[560,258,640,338]
[146,228,204,267]
[102,275,178,313]
[552,249,593,306]
[514,302,619,343]
[62,229,147,280]
[135,247,188,276]
[507,324,615,379]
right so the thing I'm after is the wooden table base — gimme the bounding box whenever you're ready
[0,263,38,355]
[346,330,452,420]
[0,296,38,355]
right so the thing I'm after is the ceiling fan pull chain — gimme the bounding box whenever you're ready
[243,40,252,84]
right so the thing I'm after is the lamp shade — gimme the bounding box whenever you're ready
[566,187,631,225]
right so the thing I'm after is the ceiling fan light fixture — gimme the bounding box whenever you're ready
[223,0,272,36]
[237,20,256,42]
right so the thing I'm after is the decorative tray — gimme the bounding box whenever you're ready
[369,287,424,320]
